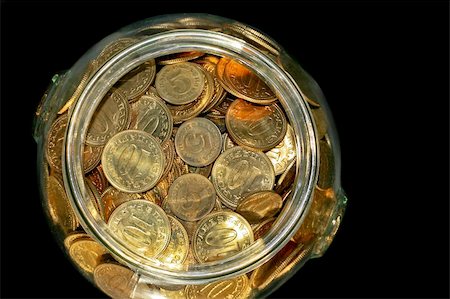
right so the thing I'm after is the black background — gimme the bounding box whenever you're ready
[1,1,448,298]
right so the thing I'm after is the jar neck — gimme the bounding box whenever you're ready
[63,28,318,284]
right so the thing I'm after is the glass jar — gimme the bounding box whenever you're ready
[33,13,347,298]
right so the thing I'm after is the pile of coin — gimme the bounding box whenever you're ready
[43,39,338,298]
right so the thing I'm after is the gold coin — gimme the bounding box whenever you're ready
[196,60,226,112]
[186,275,250,299]
[212,96,233,115]
[100,186,143,221]
[215,57,232,93]
[45,114,67,172]
[193,211,254,263]
[64,232,89,250]
[82,144,102,173]
[265,124,296,175]
[141,188,162,205]
[167,173,216,221]
[159,139,175,181]
[317,138,335,190]
[187,163,213,178]
[86,90,130,146]
[129,94,173,144]
[86,165,109,194]
[249,241,306,290]
[221,132,236,153]
[102,130,164,193]
[69,239,108,274]
[159,287,187,299]
[167,65,214,124]
[157,215,189,264]
[175,118,222,167]
[116,61,156,101]
[236,191,282,224]
[158,51,204,65]
[156,62,205,105]
[211,146,275,209]
[205,114,227,133]
[274,159,296,195]
[46,175,78,234]
[223,59,276,104]
[94,263,136,298]
[86,178,103,214]
[225,99,287,151]
[253,217,276,240]
[93,38,136,69]
[108,200,171,259]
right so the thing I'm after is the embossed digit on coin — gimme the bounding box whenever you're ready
[157,215,189,264]
[94,263,136,298]
[155,62,205,105]
[211,146,275,209]
[102,130,164,193]
[175,118,222,167]
[193,211,254,263]
[108,200,171,259]
[45,114,68,172]
[226,99,287,151]
[86,90,130,146]
[129,95,173,144]
[167,173,216,221]
[186,275,250,299]
[69,239,108,274]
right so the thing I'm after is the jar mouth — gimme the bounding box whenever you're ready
[64,27,318,284]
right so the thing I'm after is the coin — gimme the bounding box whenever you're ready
[93,38,136,70]
[167,173,216,221]
[175,118,222,167]
[186,275,250,299]
[158,51,204,65]
[160,140,175,180]
[116,61,156,101]
[141,188,162,205]
[211,146,275,209]
[197,60,226,112]
[64,232,89,250]
[94,263,136,298]
[86,165,109,194]
[86,90,130,146]
[317,138,334,190]
[45,114,67,172]
[157,215,189,264]
[69,239,108,274]
[187,163,213,178]
[253,217,276,240]
[236,191,283,224]
[129,94,173,144]
[226,99,287,151]
[274,160,296,195]
[102,130,164,193]
[167,66,214,123]
[156,62,205,105]
[108,200,171,259]
[46,175,78,234]
[223,59,276,104]
[205,114,227,133]
[86,178,103,215]
[160,287,187,299]
[265,124,296,175]
[83,144,102,173]
[193,211,254,263]
[221,132,236,153]
[101,186,143,221]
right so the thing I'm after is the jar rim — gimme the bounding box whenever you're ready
[63,19,318,285]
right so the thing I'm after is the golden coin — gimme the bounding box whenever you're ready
[196,60,226,112]
[212,96,233,115]
[45,114,67,172]
[157,215,189,264]
[129,94,173,144]
[225,99,287,151]
[156,62,205,105]
[100,186,143,221]
[221,132,236,153]
[179,219,198,242]
[116,61,156,101]
[94,263,136,298]
[69,239,108,274]
[158,51,204,65]
[160,287,187,299]
[186,275,250,299]
[167,173,216,221]
[205,114,227,133]
[93,37,136,69]
[253,217,276,240]
[249,241,306,290]
[86,178,103,214]
[102,130,164,193]
[159,139,175,181]
[108,200,171,259]
[193,211,254,263]
[274,160,296,195]
[86,90,130,146]
[187,163,213,178]
[211,146,275,209]
[64,232,89,250]
[265,124,296,175]
[317,138,335,190]
[175,118,222,167]
[167,66,214,124]
[141,188,162,205]
[86,165,109,194]
[154,154,188,200]
[195,54,220,65]
[236,191,282,224]
[223,59,276,104]
[215,57,232,92]
[82,144,102,173]
[46,175,78,234]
